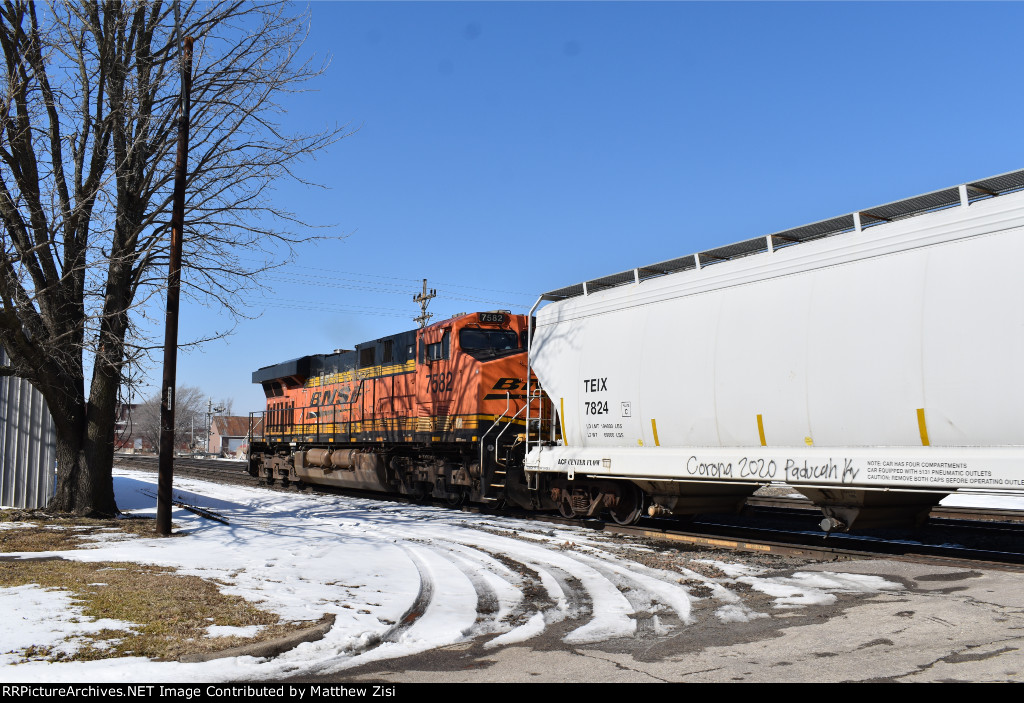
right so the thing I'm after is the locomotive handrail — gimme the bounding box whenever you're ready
[479,391,512,500]
[524,295,545,483]
[294,376,368,444]
[337,377,367,443]
[248,411,265,442]
[493,401,529,466]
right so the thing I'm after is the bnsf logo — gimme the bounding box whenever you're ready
[309,389,359,406]
[484,378,540,400]
[491,378,525,391]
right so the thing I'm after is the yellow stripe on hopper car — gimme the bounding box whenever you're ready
[560,398,567,447]
[917,408,930,446]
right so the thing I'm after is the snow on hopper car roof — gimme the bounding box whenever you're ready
[541,168,1024,302]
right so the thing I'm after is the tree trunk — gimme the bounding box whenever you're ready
[43,326,122,517]
[47,401,118,517]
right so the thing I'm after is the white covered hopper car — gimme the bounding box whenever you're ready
[524,169,1024,530]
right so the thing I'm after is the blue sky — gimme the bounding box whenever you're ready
[158,1,1024,414]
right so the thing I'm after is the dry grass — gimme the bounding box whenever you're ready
[0,510,168,553]
[0,511,317,663]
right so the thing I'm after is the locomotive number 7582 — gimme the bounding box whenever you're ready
[428,371,453,393]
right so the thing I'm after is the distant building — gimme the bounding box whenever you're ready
[209,416,258,457]
[112,403,151,452]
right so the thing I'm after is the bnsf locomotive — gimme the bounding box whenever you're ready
[251,167,1024,531]
[248,311,561,512]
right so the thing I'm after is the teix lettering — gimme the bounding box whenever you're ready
[584,378,607,392]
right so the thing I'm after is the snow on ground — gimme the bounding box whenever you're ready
[0,470,911,682]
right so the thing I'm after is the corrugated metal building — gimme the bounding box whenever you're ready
[0,347,56,508]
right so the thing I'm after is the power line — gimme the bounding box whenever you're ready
[256,299,413,318]
[234,256,534,298]
[259,274,531,309]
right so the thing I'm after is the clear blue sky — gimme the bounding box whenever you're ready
[155,1,1024,415]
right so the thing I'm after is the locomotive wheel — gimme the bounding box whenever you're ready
[408,482,431,502]
[481,496,507,512]
[608,486,644,526]
[445,490,467,507]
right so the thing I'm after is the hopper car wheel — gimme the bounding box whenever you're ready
[558,498,577,519]
[609,486,644,526]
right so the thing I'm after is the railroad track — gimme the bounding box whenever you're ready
[114,454,251,484]
[114,454,1024,570]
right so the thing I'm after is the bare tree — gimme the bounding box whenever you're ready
[132,384,206,453]
[215,397,233,417]
[0,1,348,515]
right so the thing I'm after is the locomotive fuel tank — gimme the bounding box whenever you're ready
[526,169,1024,529]
[294,449,390,492]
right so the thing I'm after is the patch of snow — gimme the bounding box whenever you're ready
[716,604,769,623]
[0,522,33,530]
[206,625,263,638]
[484,612,546,649]
[0,585,135,665]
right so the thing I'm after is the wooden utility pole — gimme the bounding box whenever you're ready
[413,279,436,328]
[157,34,194,536]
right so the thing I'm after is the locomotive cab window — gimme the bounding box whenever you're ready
[262,381,284,398]
[426,330,450,361]
[459,328,521,361]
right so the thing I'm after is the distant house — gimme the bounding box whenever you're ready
[209,416,258,457]
[114,403,143,452]
[112,404,162,453]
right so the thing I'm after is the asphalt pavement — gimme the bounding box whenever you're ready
[306,559,1024,683]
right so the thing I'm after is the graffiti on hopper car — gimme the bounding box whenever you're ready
[784,458,859,483]
[685,456,861,484]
